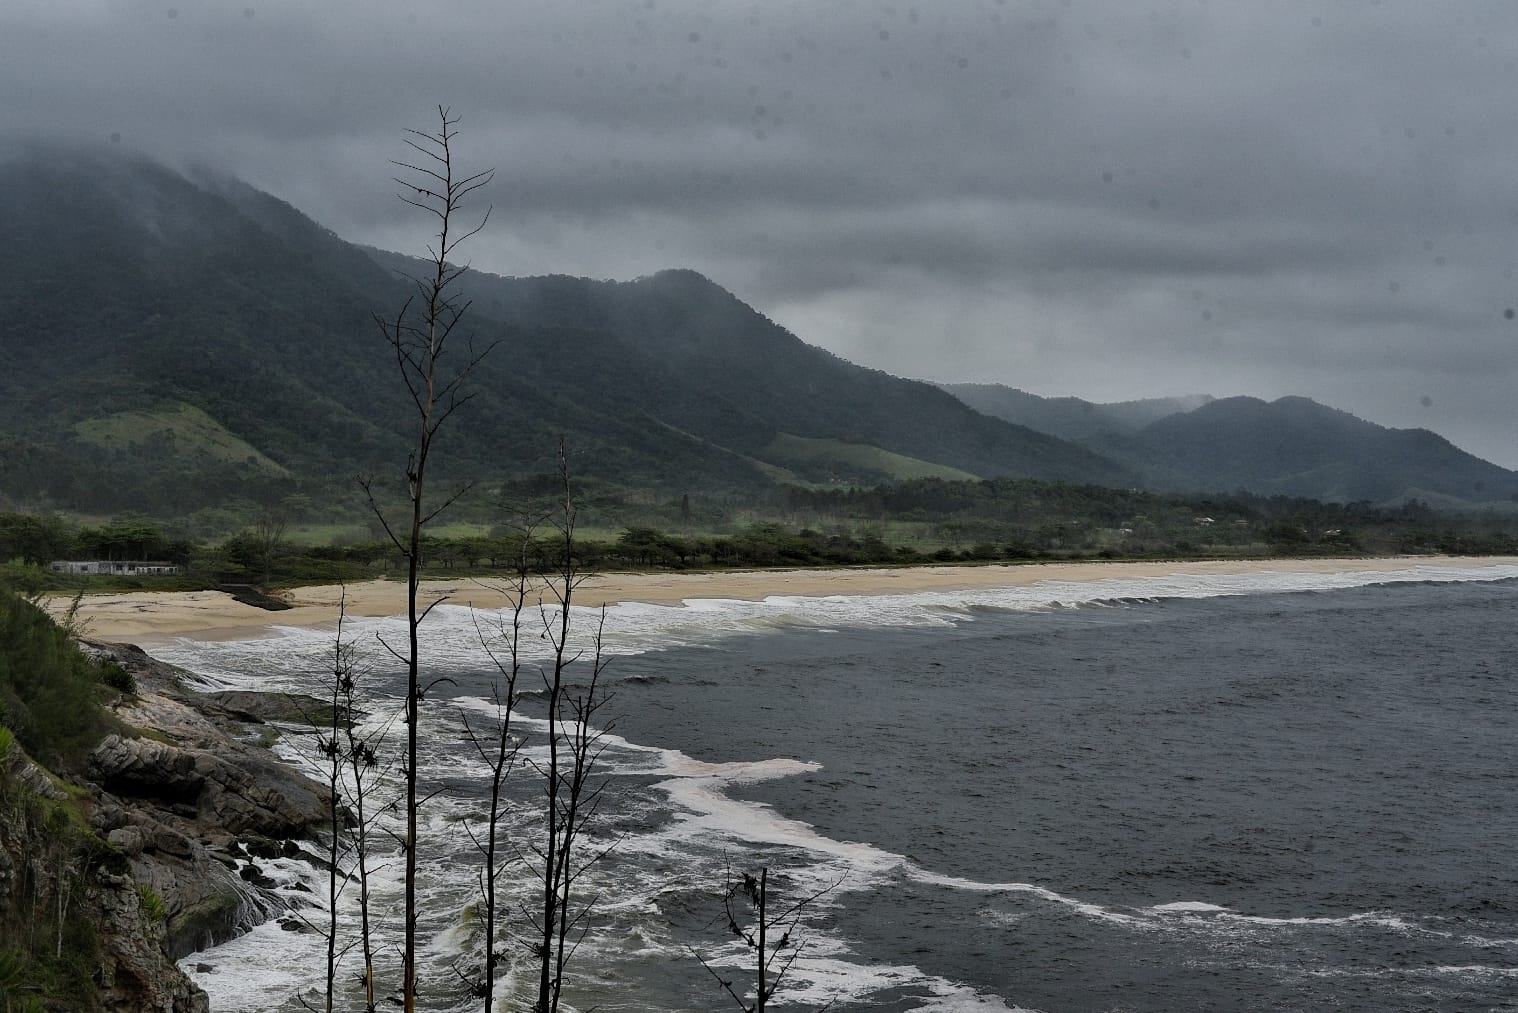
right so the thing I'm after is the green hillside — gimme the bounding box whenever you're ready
[764,433,979,484]
[73,403,289,477]
[0,147,1136,521]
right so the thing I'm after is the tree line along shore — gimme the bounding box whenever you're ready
[5,478,1518,598]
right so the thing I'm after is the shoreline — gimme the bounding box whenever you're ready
[46,554,1518,645]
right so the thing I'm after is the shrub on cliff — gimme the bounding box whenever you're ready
[0,591,122,772]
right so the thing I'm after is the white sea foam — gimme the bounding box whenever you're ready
[908,868,1142,926]
[150,562,1518,688]
[1303,962,1518,979]
[1224,910,1416,931]
[1151,900,1229,913]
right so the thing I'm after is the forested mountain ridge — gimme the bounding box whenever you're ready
[0,146,1137,517]
[941,382,1518,508]
[367,252,1137,487]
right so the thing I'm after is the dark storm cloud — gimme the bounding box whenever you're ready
[5,0,1518,465]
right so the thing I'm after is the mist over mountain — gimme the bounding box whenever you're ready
[0,146,1137,518]
[940,383,1214,443]
[4,145,1513,521]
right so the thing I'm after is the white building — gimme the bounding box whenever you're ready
[49,560,180,576]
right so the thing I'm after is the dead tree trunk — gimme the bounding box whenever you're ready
[361,105,493,1013]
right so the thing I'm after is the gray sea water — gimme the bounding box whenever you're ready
[157,564,1518,1012]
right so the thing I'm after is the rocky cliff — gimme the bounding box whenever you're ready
[0,640,332,1012]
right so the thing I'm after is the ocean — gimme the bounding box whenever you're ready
[152,563,1518,1012]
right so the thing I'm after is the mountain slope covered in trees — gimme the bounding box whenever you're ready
[0,146,1135,517]
[939,383,1214,443]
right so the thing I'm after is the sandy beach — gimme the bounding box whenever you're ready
[43,555,1518,645]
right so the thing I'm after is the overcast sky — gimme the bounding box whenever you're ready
[6,1,1518,466]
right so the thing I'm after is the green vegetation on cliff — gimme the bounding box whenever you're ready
[0,593,128,773]
[0,591,154,1011]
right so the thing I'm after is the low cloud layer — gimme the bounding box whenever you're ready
[7,1,1518,465]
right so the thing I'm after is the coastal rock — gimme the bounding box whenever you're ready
[89,732,328,838]
[72,641,334,994]
[136,842,260,959]
[91,871,211,1013]
[90,735,205,801]
[0,760,211,1011]
[7,748,69,802]
[200,689,346,727]
[107,825,148,857]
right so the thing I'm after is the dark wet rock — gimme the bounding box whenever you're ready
[200,689,347,727]
[244,835,282,859]
[91,870,211,1013]
[89,732,328,838]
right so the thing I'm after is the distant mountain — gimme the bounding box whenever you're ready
[1091,395,1518,507]
[939,383,1212,442]
[1098,393,1216,432]
[940,382,1518,508]
[0,146,1135,516]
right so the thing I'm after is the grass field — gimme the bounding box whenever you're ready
[73,402,289,476]
[764,433,979,484]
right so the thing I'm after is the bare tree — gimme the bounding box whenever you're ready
[522,446,618,1013]
[250,504,289,583]
[301,592,391,1013]
[359,105,494,1013]
[338,636,387,1013]
[313,604,348,1013]
[693,865,840,1013]
[455,513,536,1010]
